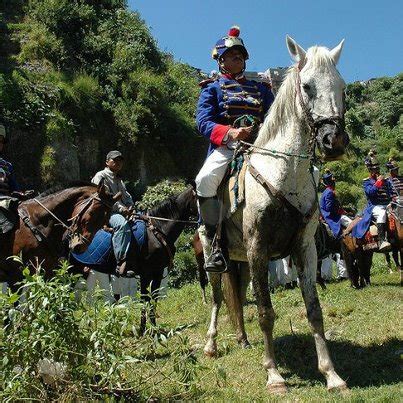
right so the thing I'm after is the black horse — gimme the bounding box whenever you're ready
[72,185,198,334]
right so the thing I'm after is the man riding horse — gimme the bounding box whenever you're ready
[352,151,394,252]
[195,26,274,273]
[92,150,135,276]
[319,169,352,239]
[386,158,402,199]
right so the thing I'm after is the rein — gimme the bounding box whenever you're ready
[132,213,198,225]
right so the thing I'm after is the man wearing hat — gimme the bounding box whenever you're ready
[92,150,135,276]
[195,26,274,272]
[386,158,402,198]
[319,170,352,239]
[352,151,394,251]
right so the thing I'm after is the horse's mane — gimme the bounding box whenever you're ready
[256,46,336,147]
[149,195,181,219]
[37,181,96,199]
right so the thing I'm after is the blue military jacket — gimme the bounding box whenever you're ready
[196,75,274,156]
[352,177,394,239]
[320,187,342,238]
[0,157,18,195]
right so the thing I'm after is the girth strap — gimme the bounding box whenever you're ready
[19,208,47,243]
[147,221,174,271]
[244,154,317,225]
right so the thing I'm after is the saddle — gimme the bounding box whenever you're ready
[71,219,148,269]
[0,196,19,234]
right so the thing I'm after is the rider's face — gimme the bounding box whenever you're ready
[220,49,245,75]
[106,157,124,173]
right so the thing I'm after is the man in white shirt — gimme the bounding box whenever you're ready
[92,150,135,276]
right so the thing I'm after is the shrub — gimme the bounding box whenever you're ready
[0,262,202,400]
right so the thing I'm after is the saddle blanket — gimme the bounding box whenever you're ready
[72,219,147,266]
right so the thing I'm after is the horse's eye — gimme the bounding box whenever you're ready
[303,83,311,92]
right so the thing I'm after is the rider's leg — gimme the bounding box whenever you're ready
[372,205,391,252]
[340,214,352,236]
[109,213,133,276]
[195,144,234,273]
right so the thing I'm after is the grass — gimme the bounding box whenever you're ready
[153,254,402,401]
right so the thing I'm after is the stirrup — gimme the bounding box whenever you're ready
[204,249,228,273]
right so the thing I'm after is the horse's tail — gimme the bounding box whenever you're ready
[222,262,250,330]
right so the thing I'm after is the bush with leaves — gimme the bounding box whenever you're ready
[0,261,203,400]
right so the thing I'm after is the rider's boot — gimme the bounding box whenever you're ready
[377,223,391,252]
[199,197,228,273]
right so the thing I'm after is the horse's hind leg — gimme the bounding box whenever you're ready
[293,241,347,392]
[247,237,286,393]
[204,272,223,357]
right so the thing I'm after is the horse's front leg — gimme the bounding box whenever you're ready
[293,240,347,392]
[204,272,223,357]
[247,235,286,394]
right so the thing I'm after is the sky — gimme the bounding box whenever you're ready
[128,0,402,83]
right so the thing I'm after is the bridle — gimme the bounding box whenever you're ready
[32,192,113,246]
[294,65,346,164]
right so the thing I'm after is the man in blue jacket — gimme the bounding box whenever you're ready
[352,152,394,251]
[195,26,274,273]
[319,170,352,239]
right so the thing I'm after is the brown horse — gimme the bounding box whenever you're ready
[341,205,403,288]
[0,182,115,292]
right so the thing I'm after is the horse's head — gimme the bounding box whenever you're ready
[68,183,116,253]
[287,36,349,160]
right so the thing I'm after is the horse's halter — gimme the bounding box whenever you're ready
[295,65,346,163]
[33,192,112,246]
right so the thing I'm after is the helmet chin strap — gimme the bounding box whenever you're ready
[218,60,246,80]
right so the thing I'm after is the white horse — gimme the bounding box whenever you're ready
[199,36,349,393]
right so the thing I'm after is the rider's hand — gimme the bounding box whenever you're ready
[227,126,253,141]
[377,175,384,181]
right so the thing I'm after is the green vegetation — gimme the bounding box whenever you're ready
[1,256,401,400]
[322,75,402,211]
[0,0,204,189]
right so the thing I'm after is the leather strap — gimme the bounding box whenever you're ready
[244,154,317,225]
[148,221,174,271]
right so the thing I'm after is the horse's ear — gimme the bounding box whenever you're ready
[330,39,345,65]
[286,35,306,65]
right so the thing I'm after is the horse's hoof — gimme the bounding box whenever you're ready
[203,348,217,358]
[267,382,287,394]
[328,382,349,394]
[239,339,251,349]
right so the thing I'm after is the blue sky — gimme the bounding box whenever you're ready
[128,0,402,83]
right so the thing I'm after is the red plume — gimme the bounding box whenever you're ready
[228,26,240,37]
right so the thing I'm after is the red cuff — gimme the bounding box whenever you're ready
[338,208,345,215]
[210,124,230,146]
[374,179,383,188]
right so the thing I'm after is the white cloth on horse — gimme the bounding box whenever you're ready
[321,256,333,280]
[335,253,348,279]
[86,269,114,304]
[195,141,236,197]
[372,205,387,223]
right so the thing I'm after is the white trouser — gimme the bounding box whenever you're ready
[111,275,137,299]
[372,205,387,223]
[335,253,348,279]
[195,142,236,197]
[321,256,333,280]
[86,270,114,304]
[340,214,352,227]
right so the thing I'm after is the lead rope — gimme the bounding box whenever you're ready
[32,198,71,231]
